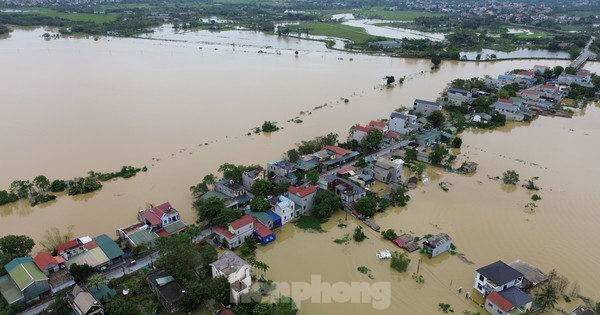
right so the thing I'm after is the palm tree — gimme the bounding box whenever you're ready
[536,284,559,310]
[87,274,107,291]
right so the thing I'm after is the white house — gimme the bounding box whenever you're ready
[388,111,418,135]
[349,124,373,143]
[422,233,452,257]
[473,260,524,295]
[363,157,404,183]
[446,88,472,106]
[210,251,252,304]
[287,185,317,215]
[491,99,524,121]
[242,168,264,191]
[413,99,442,116]
[214,215,254,249]
[273,195,295,225]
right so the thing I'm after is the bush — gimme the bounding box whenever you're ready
[353,226,366,242]
[531,194,542,201]
[30,194,56,206]
[390,251,411,272]
[261,121,280,133]
[381,229,398,241]
[451,137,462,148]
[502,170,519,185]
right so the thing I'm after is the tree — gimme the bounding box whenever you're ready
[502,170,520,185]
[261,121,279,132]
[451,137,462,148]
[69,263,93,283]
[240,236,257,257]
[313,190,342,219]
[385,75,395,85]
[0,235,35,259]
[565,66,577,75]
[189,182,208,196]
[193,196,225,225]
[49,179,66,192]
[552,65,564,77]
[429,145,449,165]
[250,197,271,212]
[405,149,417,162]
[9,180,32,199]
[431,56,442,67]
[354,198,376,217]
[105,297,142,315]
[272,296,298,315]
[218,163,252,184]
[251,179,274,197]
[319,132,338,146]
[208,276,231,305]
[67,176,102,195]
[155,232,198,282]
[354,158,368,168]
[40,226,75,251]
[381,229,398,240]
[426,110,445,128]
[87,274,106,290]
[0,190,19,206]
[198,243,217,266]
[353,226,366,242]
[536,284,559,310]
[390,251,410,272]
[366,129,383,149]
[32,175,50,192]
[306,169,320,185]
[287,149,299,163]
[254,303,274,315]
[213,208,242,226]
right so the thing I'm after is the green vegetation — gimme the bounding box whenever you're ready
[333,233,351,244]
[49,179,66,192]
[451,137,462,149]
[0,190,19,206]
[502,170,520,185]
[213,208,242,226]
[260,121,280,133]
[536,284,559,310]
[426,110,446,128]
[429,145,449,165]
[327,8,441,21]
[69,263,94,283]
[26,8,119,23]
[30,193,57,206]
[381,229,398,241]
[39,226,74,252]
[532,194,542,201]
[313,190,343,219]
[412,273,425,283]
[390,186,411,207]
[240,236,258,257]
[294,215,325,232]
[89,165,147,182]
[250,197,271,212]
[353,226,367,242]
[438,303,454,313]
[390,251,411,272]
[525,176,540,190]
[0,235,35,276]
[285,22,376,45]
[68,176,102,195]
[354,197,376,217]
[357,266,370,274]
[189,173,216,197]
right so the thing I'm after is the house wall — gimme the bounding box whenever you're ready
[42,264,59,276]
[431,241,452,257]
[350,129,368,142]
[485,299,509,315]
[447,92,472,106]
[229,223,254,246]
[23,280,50,301]
[288,193,316,215]
[274,203,295,225]
[388,117,414,135]
[413,101,442,116]
[473,272,522,295]
[215,183,243,198]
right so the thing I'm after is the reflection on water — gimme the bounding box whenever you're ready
[1,27,599,315]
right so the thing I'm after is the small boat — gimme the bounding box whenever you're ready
[376,250,391,259]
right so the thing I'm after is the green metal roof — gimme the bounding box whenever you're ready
[162,220,187,235]
[0,275,24,304]
[249,212,272,225]
[127,229,158,246]
[66,248,109,268]
[94,234,124,261]
[5,258,48,291]
[156,276,175,287]
[200,191,229,201]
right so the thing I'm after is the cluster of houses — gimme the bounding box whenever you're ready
[0,233,124,314]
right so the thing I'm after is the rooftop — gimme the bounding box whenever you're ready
[229,215,254,230]
[0,275,23,304]
[5,257,48,291]
[423,233,451,247]
[369,120,386,128]
[140,202,176,226]
[65,248,109,269]
[253,220,273,238]
[499,286,534,309]
[508,260,548,286]
[211,251,249,275]
[354,124,373,133]
[414,99,441,106]
[323,145,353,156]
[68,284,101,315]
[147,269,184,305]
[93,234,124,261]
[33,252,58,271]
[477,260,523,286]
[288,185,317,198]
[55,239,80,253]
[487,291,514,312]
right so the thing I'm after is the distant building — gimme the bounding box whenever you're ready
[146,269,184,314]
[210,251,251,304]
[491,99,524,121]
[214,179,247,199]
[267,158,297,178]
[66,284,104,315]
[363,157,404,183]
[242,168,264,191]
[446,88,472,106]
[413,99,442,116]
[485,287,534,315]
[324,175,366,204]
[388,111,418,135]
[214,215,255,249]
[422,233,452,257]
[416,130,442,147]
[349,124,373,142]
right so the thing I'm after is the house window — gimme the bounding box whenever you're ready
[487,302,493,308]
[477,284,483,290]
[503,285,507,290]
[479,275,484,281]
[496,310,502,315]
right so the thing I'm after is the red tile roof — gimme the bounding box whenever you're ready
[541,85,557,90]
[141,202,173,226]
[576,71,591,76]
[324,145,352,156]
[369,120,386,128]
[253,220,273,238]
[155,229,170,237]
[519,90,540,95]
[288,185,317,198]
[498,98,514,104]
[229,215,254,230]
[54,256,65,264]
[354,124,373,133]
[55,239,80,253]
[337,166,355,175]
[487,291,514,312]
[84,241,99,250]
[517,71,534,77]
[384,131,399,139]
[33,252,57,270]
[214,226,234,239]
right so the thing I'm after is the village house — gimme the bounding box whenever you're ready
[491,99,524,121]
[273,195,296,225]
[267,158,297,178]
[413,99,442,116]
[532,65,550,74]
[324,175,366,204]
[210,251,252,304]
[64,239,110,271]
[249,211,275,229]
[214,215,255,249]
[314,145,360,171]
[363,157,404,183]
[368,120,388,133]
[93,234,124,266]
[287,185,317,215]
[508,260,548,290]
[460,161,478,173]
[349,124,373,142]
[241,168,264,191]
[485,287,534,315]
[214,179,247,199]
[33,252,62,276]
[422,233,452,257]
[416,129,442,147]
[66,284,104,315]
[252,219,275,245]
[54,238,85,260]
[146,269,184,314]
[388,111,419,135]
[392,234,419,252]
[0,257,50,305]
[138,202,187,237]
[446,88,472,106]
[473,260,524,296]
[557,70,592,88]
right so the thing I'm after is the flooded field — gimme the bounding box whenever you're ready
[1,26,599,314]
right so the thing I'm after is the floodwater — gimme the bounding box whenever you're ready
[460,48,571,61]
[1,26,599,314]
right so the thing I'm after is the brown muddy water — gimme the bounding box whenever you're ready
[1,27,599,314]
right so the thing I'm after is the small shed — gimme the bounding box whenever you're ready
[392,234,419,252]
[508,260,548,289]
[460,161,478,173]
[422,233,452,257]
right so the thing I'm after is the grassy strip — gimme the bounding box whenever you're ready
[294,215,325,232]
[25,8,119,23]
[322,8,441,21]
[285,22,376,44]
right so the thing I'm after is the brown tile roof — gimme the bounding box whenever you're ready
[288,185,317,198]
[33,252,57,270]
[229,215,254,230]
[55,239,79,253]
[487,291,514,312]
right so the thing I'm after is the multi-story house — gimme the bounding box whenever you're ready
[210,251,252,304]
[446,88,472,106]
[413,99,442,116]
[287,185,317,215]
[214,215,255,249]
[363,157,404,183]
[388,111,418,135]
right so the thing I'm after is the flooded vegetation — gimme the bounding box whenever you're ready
[1,27,600,314]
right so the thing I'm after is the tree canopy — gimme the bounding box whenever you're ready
[365,129,383,148]
[429,145,449,165]
[313,190,342,219]
[0,235,35,259]
[193,196,225,225]
[251,179,274,197]
[250,197,272,212]
[426,110,445,128]
[213,208,242,227]
[354,198,376,217]
[40,226,75,252]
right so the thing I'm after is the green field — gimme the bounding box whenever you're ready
[25,8,119,23]
[323,8,441,21]
[513,31,548,39]
[286,22,376,44]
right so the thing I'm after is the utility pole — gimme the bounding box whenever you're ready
[417,258,421,274]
